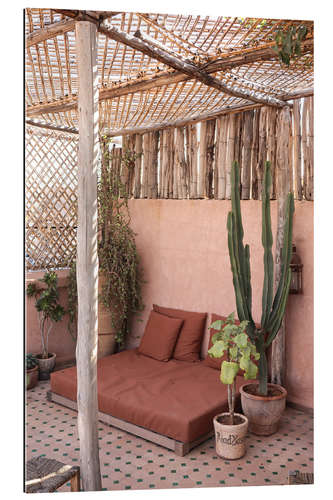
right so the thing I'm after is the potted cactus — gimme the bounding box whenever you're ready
[26,271,65,380]
[227,161,294,435]
[26,353,39,390]
[208,312,259,459]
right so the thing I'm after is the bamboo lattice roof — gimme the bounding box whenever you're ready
[25,9,314,135]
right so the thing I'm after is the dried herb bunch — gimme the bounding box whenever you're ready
[98,136,144,347]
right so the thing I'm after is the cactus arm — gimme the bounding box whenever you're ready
[244,244,252,315]
[227,212,249,323]
[268,192,294,327]
[230,162,251,309]
[231,161,244,243]
[244,244,257,341]
[229,162,255,320]
[265,268,291,347]
[261,162,274,329]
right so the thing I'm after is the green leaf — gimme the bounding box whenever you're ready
[239,345,251,360]
[222,324,239,337]
[220,361,239,385]
[234,332,248,348]
[240,357,258,380]
[239,320,249,332]
[226,312,235,323]
[26,283,37,297]
[229,345,238,361]
[212,332,222,344]
[209,319,223,331]
[208,340,227,359]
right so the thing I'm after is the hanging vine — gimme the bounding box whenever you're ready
[67,137,144,348]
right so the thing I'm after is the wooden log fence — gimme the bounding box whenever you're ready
[26,97,313,270]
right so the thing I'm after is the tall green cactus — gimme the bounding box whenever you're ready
[227,161,294,395]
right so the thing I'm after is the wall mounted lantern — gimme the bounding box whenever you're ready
[289,244,303,294]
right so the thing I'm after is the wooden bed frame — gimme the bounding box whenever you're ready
[47,390,214,456]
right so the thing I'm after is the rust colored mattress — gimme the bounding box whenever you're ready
[50,349,243,443]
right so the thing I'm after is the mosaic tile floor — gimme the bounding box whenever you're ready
[25,381,313,492]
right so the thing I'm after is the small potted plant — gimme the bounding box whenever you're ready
[208,312,259,460]
[26,271,65,380]
[26,353,39,390]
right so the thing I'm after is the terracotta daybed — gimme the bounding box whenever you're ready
[48,307,244,456]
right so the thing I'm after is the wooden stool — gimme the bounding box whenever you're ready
[25,456,80,493]
[288,470,314,485]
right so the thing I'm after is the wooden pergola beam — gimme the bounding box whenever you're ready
[103,102,263,136]
[26,99,77,117]
[51,9,120,22]
[25,119,78,135]
[98,25,287,107]
[25,86,313,138]
[25,33,313,118]
[101,87,313,136]
[100,39,313,100]
[26,19,76,47]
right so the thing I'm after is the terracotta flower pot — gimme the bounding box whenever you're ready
[26,365,39,390]
[213,412,248,460]
[240,382,287,436]
[98,275,118,359]
[35,353,57,380]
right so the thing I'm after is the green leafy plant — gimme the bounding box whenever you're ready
[227,161,294,396]
[208,313,259,424]
[98,138,144,347]
[273,25,308,66]
[26,271,65,359]
[67,138,145,348]
[26,353,38,371]
[67,260,77,342]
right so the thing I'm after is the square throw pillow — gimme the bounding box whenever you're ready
[153,304,207,362]
[203,314,233,370]
[138,310,184,362]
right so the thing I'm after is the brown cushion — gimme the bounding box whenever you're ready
[138,310,184,361]
[153,304,207,362]
[203,314,232,370]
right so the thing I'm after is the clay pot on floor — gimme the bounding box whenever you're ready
[240,382,287,436]
[35,353,56,380]
[213,412,248,460]
[26,365,39,390]
[98,276,117,359]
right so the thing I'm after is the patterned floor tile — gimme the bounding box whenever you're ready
[25,381,313,492]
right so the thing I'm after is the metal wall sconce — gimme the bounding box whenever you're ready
[289,244,303,294]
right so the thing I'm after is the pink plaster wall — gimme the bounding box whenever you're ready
[127,199,314,409]
[25,269,76,365]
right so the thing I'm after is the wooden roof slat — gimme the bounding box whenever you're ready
[25,9,314,135]
[137,13,206,56]
[26,34,313,118]
[98,24,288,107]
